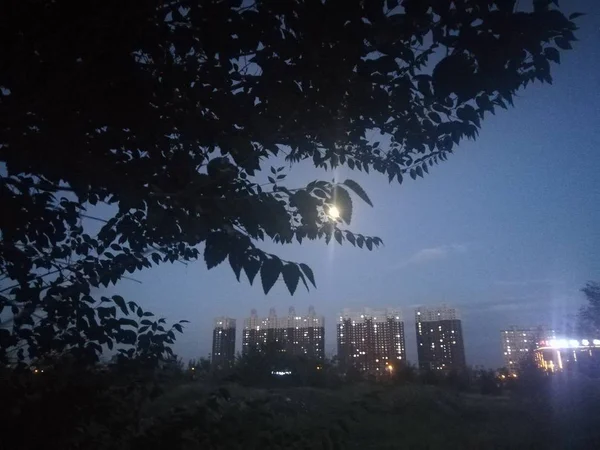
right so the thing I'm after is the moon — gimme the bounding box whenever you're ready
[328,205,340,220]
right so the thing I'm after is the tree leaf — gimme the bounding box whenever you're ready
[297,271,309,291]
[544,47,560,64]
[260,257,282,294]
[151,253,161,265]
[204,233,228,269]
[342,179,373,207]
[334,229,343,245]
[243,258,261,285]
[313,189,328,198]
[119,318,138,328]
[457,105,480,126]
[281,264,300,295]
[428,112,442,123]
[387,166,396,183]
[229,251,243,281]
[356,236,364,248]
[112,295,128,316]
[555,37,572,50]
[346,232,356,246]
[299,263,316,288]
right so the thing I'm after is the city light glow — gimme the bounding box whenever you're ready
[544,338,600,349]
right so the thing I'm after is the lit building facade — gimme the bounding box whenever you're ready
[535,338,600,377]
[211,317,236,369]
[242,307,324,360]
[416,305,466,372]
[337,308,406,375]
[501,326,556,374]
[284,306,325,359]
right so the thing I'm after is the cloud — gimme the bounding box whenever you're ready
[487,302,531,312]
[460,291,580,317]
[398,243,467,268]
[493,278,558,287]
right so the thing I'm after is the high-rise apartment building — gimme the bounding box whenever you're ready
[284,306,325,359]
[501,326,556,374]
[242,307,324,359]
[211,317,236,369]
[415,305,466,372]
[337,308,406,375]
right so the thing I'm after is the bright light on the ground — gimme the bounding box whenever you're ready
[328,205,340,220]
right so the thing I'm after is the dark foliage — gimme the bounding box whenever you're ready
[221,342,339,388]
[577,282,600,336]
[395,362,418,383]
[0,0,578,365]
[135,388,353,450]
[478,369,503,395]
[1,359,166,450]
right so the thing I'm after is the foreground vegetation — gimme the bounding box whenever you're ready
[3,357,600,450]
[142,375,600,450]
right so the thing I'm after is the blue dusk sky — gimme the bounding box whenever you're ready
[97,1,600,368]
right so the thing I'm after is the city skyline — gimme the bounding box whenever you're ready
[210,303,597,370]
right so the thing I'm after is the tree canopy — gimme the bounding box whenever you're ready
[577,282,600,336]
[0,0,579,365]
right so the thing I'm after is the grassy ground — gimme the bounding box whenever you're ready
[143,380,600,450]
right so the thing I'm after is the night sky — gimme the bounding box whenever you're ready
[97,0,600,368]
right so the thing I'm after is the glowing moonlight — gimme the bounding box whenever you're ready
[328,205,340,220]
